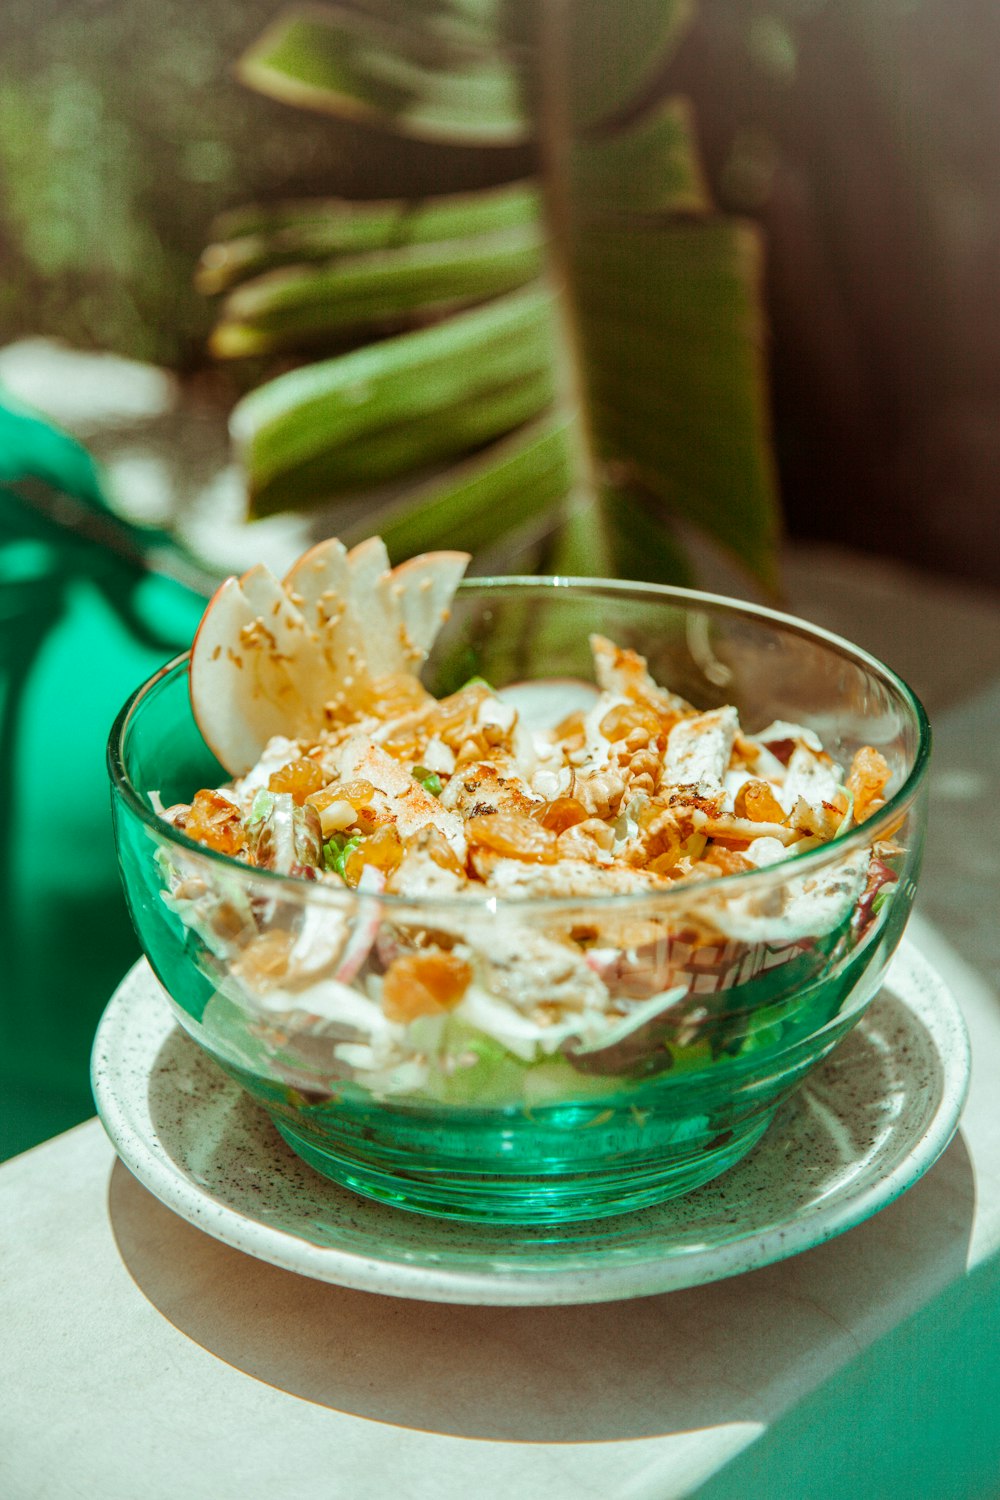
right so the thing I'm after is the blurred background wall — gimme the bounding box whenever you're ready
[670,0,1000,591]
[1,0,998,589]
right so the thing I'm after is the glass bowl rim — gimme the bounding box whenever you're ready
[107,574,931,914]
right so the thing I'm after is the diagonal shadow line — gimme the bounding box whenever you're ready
[107,1129,974,1445]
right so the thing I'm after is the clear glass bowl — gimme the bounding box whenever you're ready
[107,579,930,1225]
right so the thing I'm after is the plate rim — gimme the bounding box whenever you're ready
[91,938,971,1305]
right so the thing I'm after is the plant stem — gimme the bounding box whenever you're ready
[534,0,604,543]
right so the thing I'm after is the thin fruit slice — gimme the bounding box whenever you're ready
[190,537,470,775]
[189,574,311,775]
[391,550,471,662]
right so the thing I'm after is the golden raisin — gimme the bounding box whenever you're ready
[848,747,891,821]
[235,929,294,984]
[599,702,662,742]
[382,950,472,1023]
[733,780,787,825]
[307,779,379,834]
[465,813,560,863]
[426,684,491,748]
[407,826,465,875]
[532,796,590,833]
[358,672,432,720]
[732,732,761,765]
[308,778,376,814]
[200,899,251,946]
[553,711,587,755]
[642,814,683,866]
[307,785,342,814]
[268,758,325,805]
[379,731,423,761]
[554,709,586,741]
[342,779,376,808]
[344,824,403,886]
[183,789,246,856]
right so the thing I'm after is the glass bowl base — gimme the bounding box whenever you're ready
[270,1108,778,1224]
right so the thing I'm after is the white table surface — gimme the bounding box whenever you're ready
[3,547,999,1500]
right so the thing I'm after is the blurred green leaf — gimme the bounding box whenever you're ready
[574,219,778,585]
[207,0,781,588]
[209,223,544,356]
[564,0,692,132]
[374,413,574,558]
[598,487,696,588]
[238,3,529,144]
[234,283,557,509]
[198,180,540,293]
[570,98,708,218]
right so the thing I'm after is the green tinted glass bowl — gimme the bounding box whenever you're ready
[107,579,930,1225]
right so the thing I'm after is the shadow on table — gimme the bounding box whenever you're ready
[107,1127,975,1444]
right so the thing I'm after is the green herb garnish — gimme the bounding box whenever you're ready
[323,831,362,879]
[246,789,275,827]
[412,766,443,797]
[872,886,894,916]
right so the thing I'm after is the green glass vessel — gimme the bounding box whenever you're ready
[108,580,929,1225]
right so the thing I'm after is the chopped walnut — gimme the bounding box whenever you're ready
[570,767,627,819]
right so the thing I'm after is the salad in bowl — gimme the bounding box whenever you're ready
[108,538,929,1223]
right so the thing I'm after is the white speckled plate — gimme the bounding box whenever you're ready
[92,940,969,1306]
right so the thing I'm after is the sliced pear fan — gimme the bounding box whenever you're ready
[190,538,470,775]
